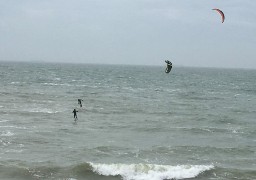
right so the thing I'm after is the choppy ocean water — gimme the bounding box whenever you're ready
[0,62,255,180]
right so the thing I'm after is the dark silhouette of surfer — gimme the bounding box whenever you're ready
[165,60,172,73]
[72,109,78,120]
[78,99,83,107]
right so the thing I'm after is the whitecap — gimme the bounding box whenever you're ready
[0,139,11,146]
[89,163,214,180]
[42,82,72,86]
[6,149,23,153]
[1,131,14,137]
[10,82,20,84]
[0,125,27,129]
[28,108,59,114]
[0,119,9,123]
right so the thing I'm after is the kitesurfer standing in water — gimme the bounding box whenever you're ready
[72,109,78,121]
[165,60,172,73]
[78,99,83,107]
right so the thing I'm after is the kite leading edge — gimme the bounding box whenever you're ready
[212,8,225,23]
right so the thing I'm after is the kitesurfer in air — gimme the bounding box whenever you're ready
[165,60,172,73]
[78,99,83,107]
[72,109,78,121]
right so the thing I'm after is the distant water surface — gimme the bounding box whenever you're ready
[0,62,256,180]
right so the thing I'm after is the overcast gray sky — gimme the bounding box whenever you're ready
[0,0,256,68]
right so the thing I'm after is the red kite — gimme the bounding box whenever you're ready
[212,8,225,23]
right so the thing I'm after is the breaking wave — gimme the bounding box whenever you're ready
[0,162,214,180]
[89,163,214,180]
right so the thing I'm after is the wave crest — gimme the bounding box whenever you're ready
[89,163,214,180]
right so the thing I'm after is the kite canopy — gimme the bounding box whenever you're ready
[212,8,225,23]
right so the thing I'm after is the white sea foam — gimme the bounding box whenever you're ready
[6,149,23,153]
[10,81,20,84]
[90,163,214,180]
[42,82,72,86]
[29,108,59,114]
[0,119,9,123]
[1,131,14,137]
[0,139,11,146]
[0,125,27,129]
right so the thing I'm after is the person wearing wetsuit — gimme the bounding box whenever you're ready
[78,99,83,107]
[165,60,172,73]
[72,109,78,120]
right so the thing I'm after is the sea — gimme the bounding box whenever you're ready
[0,61,255,180]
